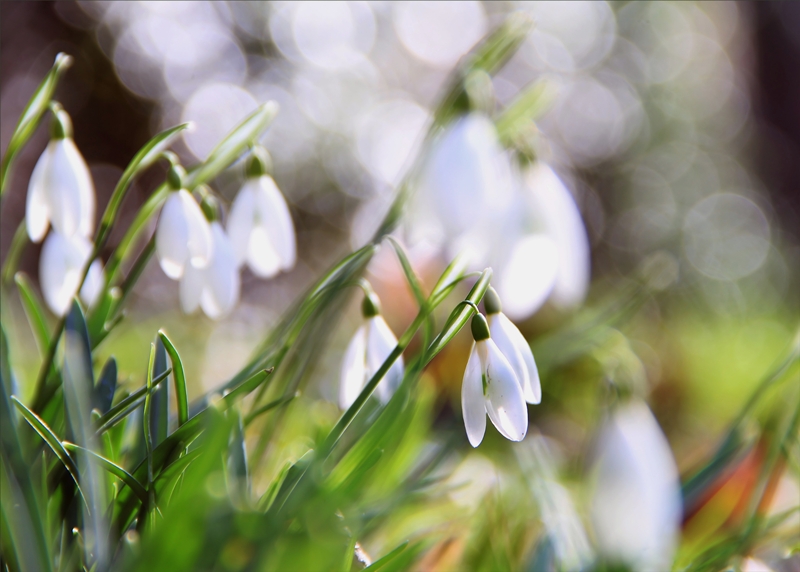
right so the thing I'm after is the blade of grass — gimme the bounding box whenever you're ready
[94,367,171,434]
[11,396,88,510]
[62,442,147,503]
[14,272,51,356]
[364,541,409,571]
[157,330,188,426]
[1,221,28,286]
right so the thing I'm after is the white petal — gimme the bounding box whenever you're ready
[40,232,83,316]
[178,190,213,269]
[461,342,486,447]
[420,113,513,238]
[366,315,403,403]
[44,140,89,238]
[590,401,681,571]
[79,258,104,309]
[496,234,559,320]
[61,138,95,238]
[199,222,240,319]
[26,146,52,242]
[483,339,528,442]
[254,176,296,271]
[247,226,282,278]
[179,263,203,314]
[156,192,190,279]
[524,163,591,309]
[227,182,256,267]
[339,326,367,410]
[490,313,541,404]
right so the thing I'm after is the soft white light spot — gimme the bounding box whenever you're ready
[182,83,258,159]
[393,1,486,68]
[683,193,770,281]
[355,99,430,185]
[497,234,560,320]
[291,1,375,70]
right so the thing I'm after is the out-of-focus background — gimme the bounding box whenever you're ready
[1,2,799,567]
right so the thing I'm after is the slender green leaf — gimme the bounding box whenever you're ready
[95,123,190,249]
[150,338,169,448]
[62,442,147,503]
[143,343,156,490]
[14,272,51,356]
[186,101,279,188]
[1,221,28,285]
[244,394,295,426]
[94,357,117,414]
[1,52,72,195]
[158,330,189,426]
[11,395,87,508]
[94,367,171,434]
[424,268,493,362]
[364,541,409,571]
[495,79,556,145]
[0,326,52,572]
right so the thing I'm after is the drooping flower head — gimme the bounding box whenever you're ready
[228,146,296,278]
[462,312,528,447]
[339,289,404,410]
[590,400,682,571]
[483,287,541,405]
[26,105,95,242]
[155,164,213,280]
[179,193,241,320]
[39,230,104,316]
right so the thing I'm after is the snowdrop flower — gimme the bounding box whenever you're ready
[415,113,513,241]
[484,287,541,404]
[228,147,296,278]
[155,164,213,280]
[495,163,591,320]
[180,196,241,319]
[26,106,95,242]
[339,291,404,410]
[39,230,104,316]
[462,313,528,447]
[590,400,682,571]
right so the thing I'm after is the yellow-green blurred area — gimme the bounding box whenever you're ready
[2,2,799,571]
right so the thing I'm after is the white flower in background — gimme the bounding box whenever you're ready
[590,400,682,571]
[26,106,95,242]
[228,147,296,278]
[339,291,404,410]
[180,219,241,320]
[155,165,213,280]
[484,287,541,404]
[415,112,513,242]
[39,231,104,316]
[495,162,591,320]
[462,313,528,447]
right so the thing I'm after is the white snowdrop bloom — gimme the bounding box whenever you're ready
[227,147,296,279]
[416,113,513,240]
[39,231,104,316]
[180,221,241,320]
[339,292,404,410]
[26,108,95,242]
[590,400,682,571]
[155,166,213,280]
[484,287,541,404]
[462,313,528,447]
[522,163,591,310]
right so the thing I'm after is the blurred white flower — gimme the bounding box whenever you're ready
[590,400,681,571]
[462,313,528,447]
[227,148,296,278]
[484,287,541,404]
[494,162,591,320]
[415,113,513,241]
[155,167,213,280]
[339,292,403,410]
[180,221,240,319]
[39,231,104,316]
[26,109,95,242]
